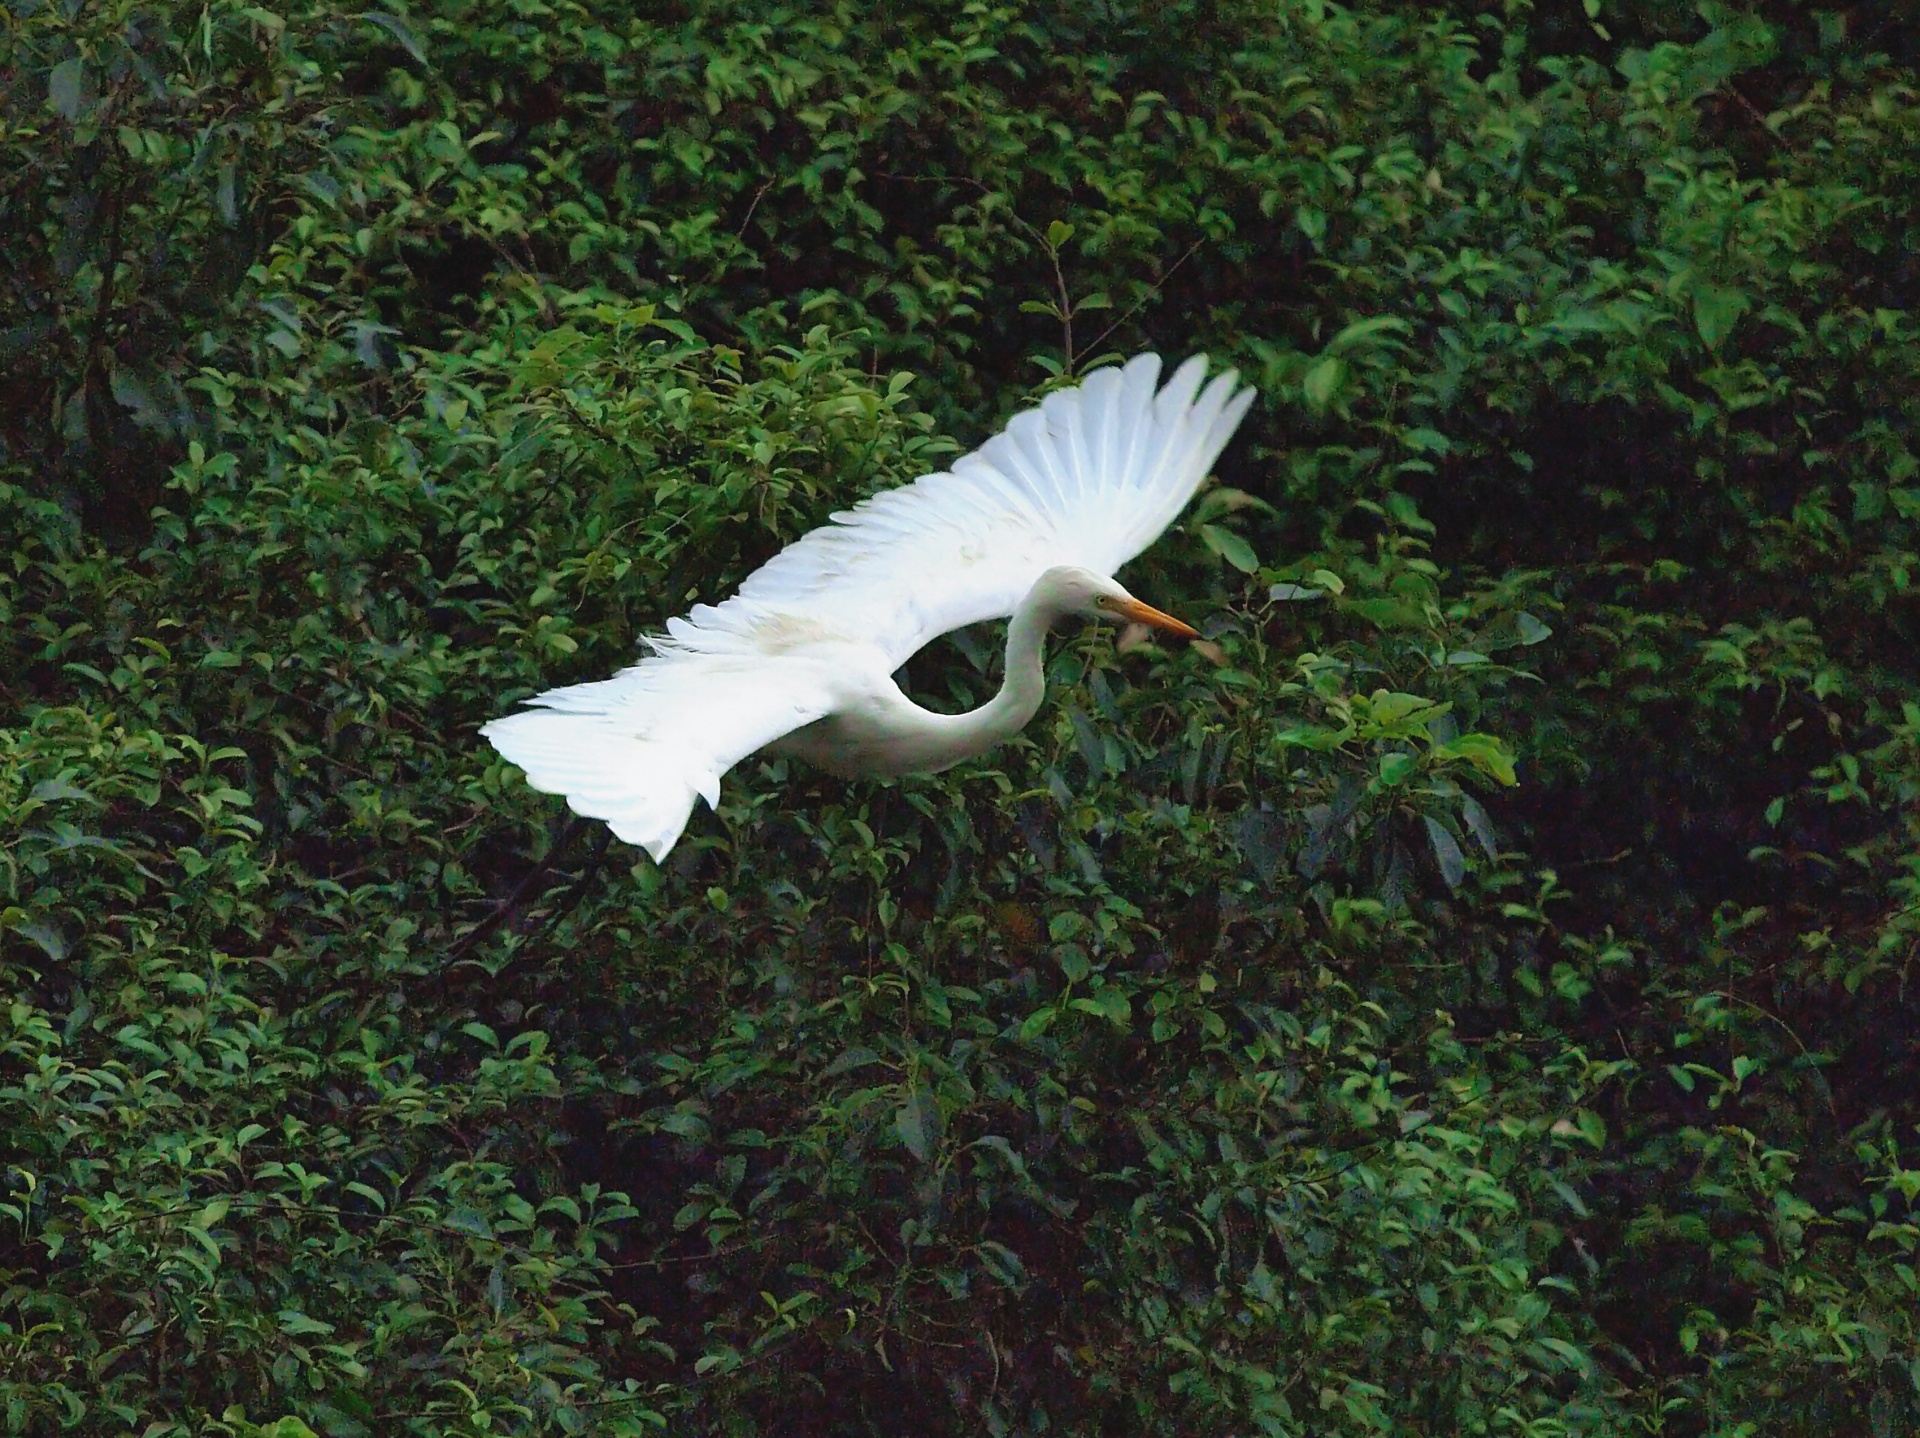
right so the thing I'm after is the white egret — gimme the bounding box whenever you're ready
[483,352,1255,860]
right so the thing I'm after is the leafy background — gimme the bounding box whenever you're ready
[4,0,1920,1433]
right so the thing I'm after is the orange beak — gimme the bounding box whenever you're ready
[1111,596,1199,640]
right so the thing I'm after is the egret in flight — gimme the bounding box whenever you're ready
[483,352,1255,860]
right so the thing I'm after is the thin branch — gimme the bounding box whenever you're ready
[1084,237,1204,359]
[1049,242,1075,372]
[1726,86,1792,153]
[513,824,614,957]
[84,1192,543,1252]
[374,1389,666,1423]
[736,179,775,239]
[439,814,586,972]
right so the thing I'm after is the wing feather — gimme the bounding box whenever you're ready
[730,351,1254,666]
[484,353,1256,856]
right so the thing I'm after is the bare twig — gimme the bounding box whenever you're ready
[736,179,775,239]
[1727,86,1792,153]
[440,813,586,971]
[1084,237,1205,359]
[1048,241,1076,371]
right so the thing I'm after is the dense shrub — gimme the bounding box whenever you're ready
[4,0,1919,1433]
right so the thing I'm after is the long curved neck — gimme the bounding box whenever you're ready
[966,592,1054,749]
[814,584,1061,778]
[783,582,1066,779]
[896,587,1056,768]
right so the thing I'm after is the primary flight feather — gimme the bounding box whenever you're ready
[483,352,1256,860]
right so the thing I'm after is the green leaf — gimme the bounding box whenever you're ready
[1268,582,1326,602]
[1274,722,1353,752]
[344,1181,387,1213]
[445,1207,494,1238]
[462,1021,500,1049]
[1437,733,1519,786]
[1067,985,1132,1028]
[1302,355,1347,413]
[47,59,86,121]
[12,920,67,964]
[360,11,428,65]
[1366,691,1446,728]
[1423,815,1466,888]
[1199,523,1259,573]
[1327,315,1412,354]
[29,777,94,804]
[821,1046,882,1077]
[1547,1177,1591,1218]
[1693,282,1750,350]
[894,1086,942,1160]
[1018,1008,1056,1041]
[1458,796,1499,860]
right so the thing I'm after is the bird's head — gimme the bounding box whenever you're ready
[1036,565,1199,641]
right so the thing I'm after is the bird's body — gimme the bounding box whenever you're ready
[483,353,1255,859]
[769,568,1090,778]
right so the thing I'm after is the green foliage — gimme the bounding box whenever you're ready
[5,0,1920,1433]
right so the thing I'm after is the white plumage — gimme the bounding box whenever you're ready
[483,352,1255,860]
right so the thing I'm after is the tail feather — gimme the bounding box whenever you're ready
[481,710,707,862]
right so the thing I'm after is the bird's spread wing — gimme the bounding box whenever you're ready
[484,353,1255,858]
[714,352,1255,669]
